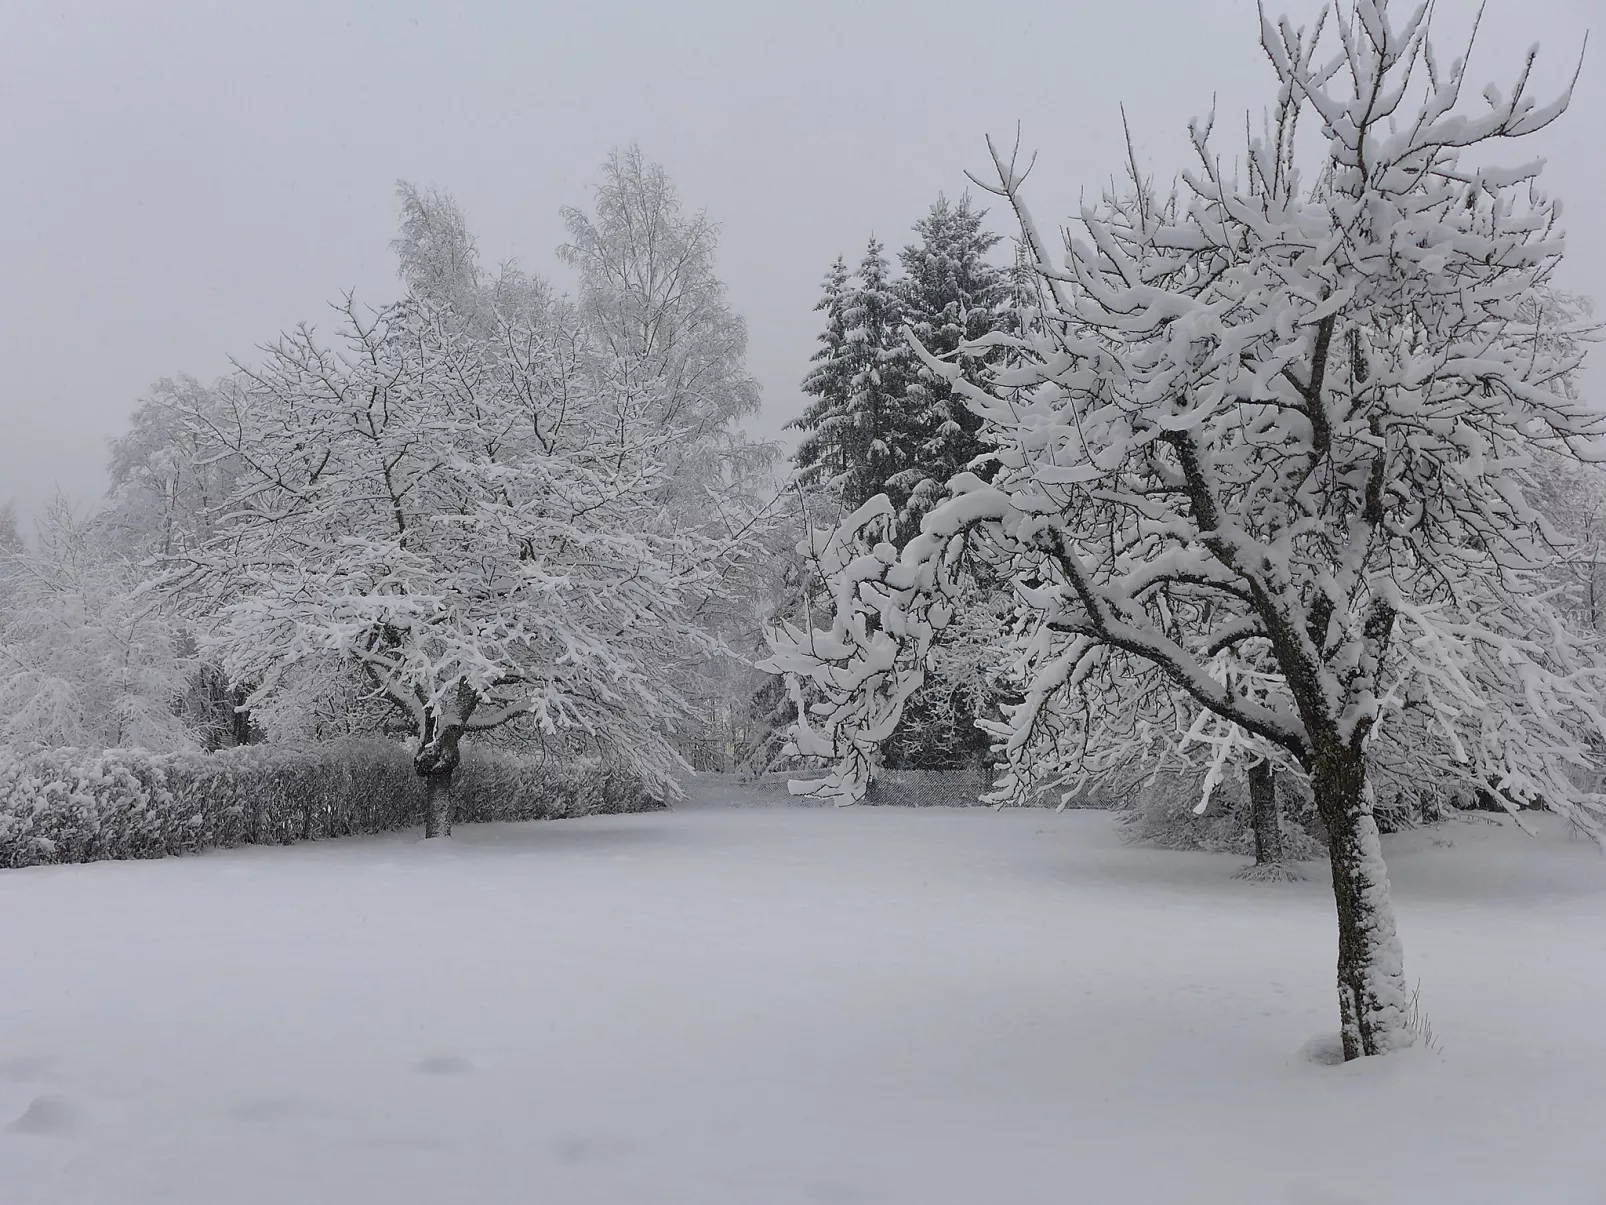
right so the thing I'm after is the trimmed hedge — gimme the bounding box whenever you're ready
[0,739,663,869]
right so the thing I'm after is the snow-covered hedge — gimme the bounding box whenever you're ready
[0,739,662,869]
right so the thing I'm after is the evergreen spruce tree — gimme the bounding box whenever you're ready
[781,218,1008,774]
[791,239,915,521]
[882,197,1010,771]
[894,195,1007,527]
[842,236,915,522]
[783,218,1008,777]
[792,256,854,496]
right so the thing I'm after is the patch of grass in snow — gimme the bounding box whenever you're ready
[1404,981,1443,1056]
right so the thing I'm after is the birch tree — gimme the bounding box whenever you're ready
[766,0,1604,1059]
[559,145,764,472]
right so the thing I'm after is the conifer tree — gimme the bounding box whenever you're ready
[894,195,1007,526]
[841,237,914,522]
[792,256,854,496]
[783,216,1012,772]
[791,240,914,521]
[881,198,1011,769]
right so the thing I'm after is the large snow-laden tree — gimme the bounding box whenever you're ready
[887,200,1013,775]
[767,1,1606,1059]
[164,198,763,836]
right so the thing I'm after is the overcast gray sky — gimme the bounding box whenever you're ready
[0,0,1599,524]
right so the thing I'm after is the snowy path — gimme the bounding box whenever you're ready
[2,781,1604,1204]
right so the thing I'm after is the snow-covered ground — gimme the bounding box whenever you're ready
[3,778,1604,1205]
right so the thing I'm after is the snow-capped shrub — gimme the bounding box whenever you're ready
[0,740,661,869]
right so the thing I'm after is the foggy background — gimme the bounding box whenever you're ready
[1,0,1598,526]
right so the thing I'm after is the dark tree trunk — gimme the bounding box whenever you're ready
[1310,744,1408,1060]
[1249,761,1284,866]
[412,683,484,839]
[422,767,455,839]
[414,718,465,840]
[1234,761,1302,882]
[230,685,254,747]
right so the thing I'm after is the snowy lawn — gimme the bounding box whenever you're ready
[3,779,1604,1205]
